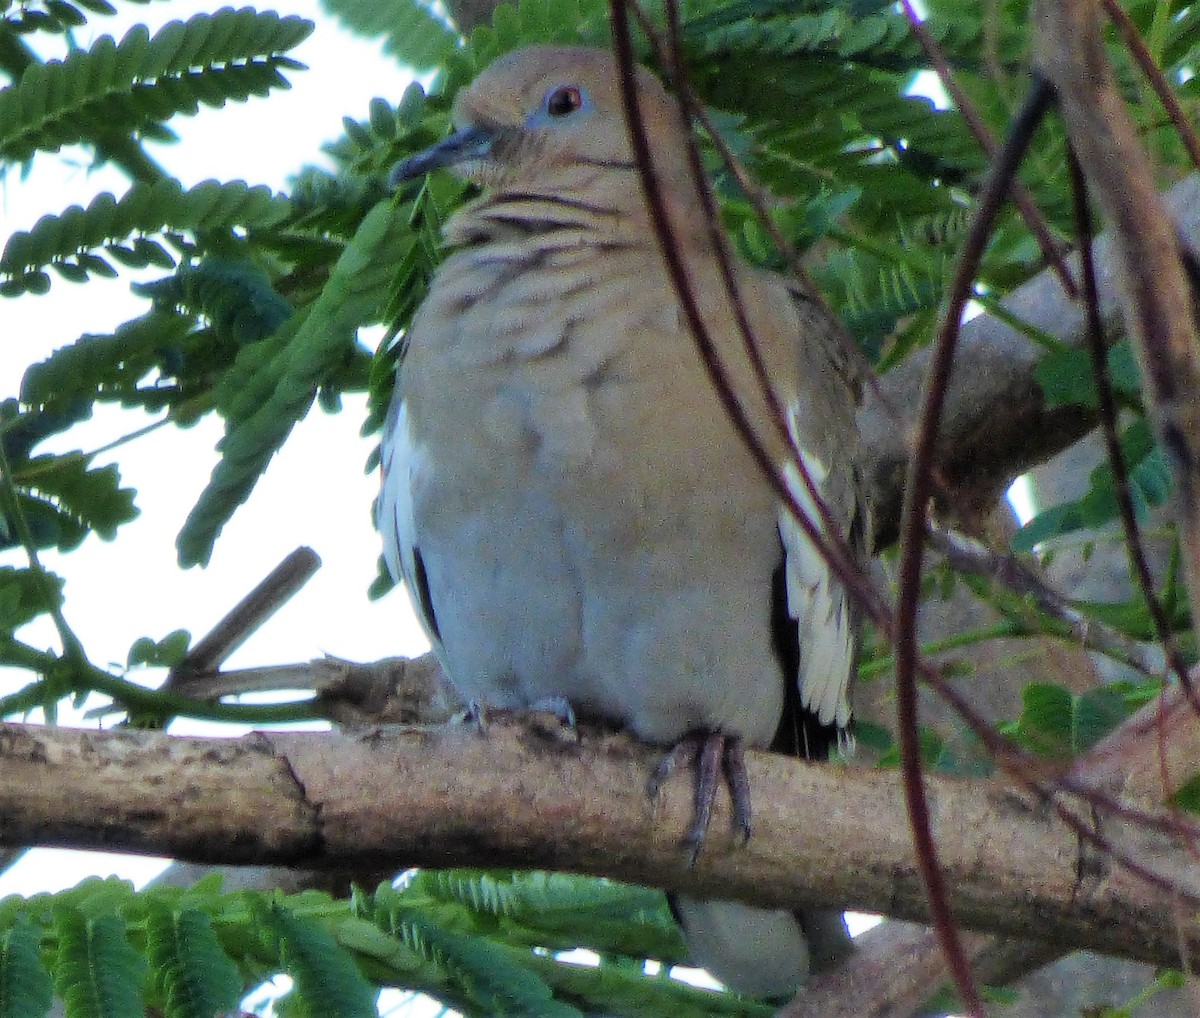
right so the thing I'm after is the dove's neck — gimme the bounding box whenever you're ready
[445,159,707,251]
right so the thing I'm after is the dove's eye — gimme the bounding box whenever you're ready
[545,85,586,117]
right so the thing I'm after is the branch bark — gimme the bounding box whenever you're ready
[1,710,1197,970]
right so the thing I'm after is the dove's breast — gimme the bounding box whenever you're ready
[386,198,788,745]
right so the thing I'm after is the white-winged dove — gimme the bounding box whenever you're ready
[378,45,864,999]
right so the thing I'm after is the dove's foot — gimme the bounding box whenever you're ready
[649,730,751,865]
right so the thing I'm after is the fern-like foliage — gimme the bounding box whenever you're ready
[1,396,139,556]
[145,904,242,1018]
[407,869,683,959]
[53,909,147,1018]
[176,198,415,565]
[20,311,199,417]
[11,454,139,551]
[320,0,460,71]
[458,0,613,69]
[133,257,293,344]
[261,900,379,1018]
[384,907,580,1018]
[0,8,313,164]
[0,179,288,295]
[0,918,53,1018]
[0,874,770,1018]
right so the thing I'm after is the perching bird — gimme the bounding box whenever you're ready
[378,45,864,999]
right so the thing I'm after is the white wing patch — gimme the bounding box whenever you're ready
[778,405,854,733]
[377,398,445,659]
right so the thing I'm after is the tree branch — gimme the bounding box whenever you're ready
[0,711,1197,970]
[1033,0,1200,664]
[862,172,1200,548]
[170,547,321,679]
[783,677,1200,1015]
[778,922,1061,1018]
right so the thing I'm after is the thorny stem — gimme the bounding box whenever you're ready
[1035,0,1200,718]
[857,619,1025,681]
[929,524,1173,677]
[892,78,1057,1018]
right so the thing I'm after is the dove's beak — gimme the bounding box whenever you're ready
[389,125,497,185]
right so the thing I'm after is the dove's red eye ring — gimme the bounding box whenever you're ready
[545,85,584,117]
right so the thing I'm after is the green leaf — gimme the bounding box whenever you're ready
[126,629,191,669]
[1073,685,1131,752]
[178,200,411,566]
[1,180,289,288]
[1034,347,1100,409]
[460,0,611,70]
[1013,683,1073,757]
[54,909,145,1018]
[0,10,314,163]
[1130,444,1172,511]
[1011,495,1110,552]
[0,918,53,1018]
[0,566,65,632]
[1073,593,1192,642]
[877,727,949,769]
[374,890,581,1018]
[13,454,138,551]
[1168,771,1200,815]
[132,258,293,346]
[44,0,86,27]
[145,905,240,1018]
[1010,682,1136,759]
[1034,339,1143,410]
[21,310,196,411]
[73,0,118,14]
[403,870,685,961]
[321,0,460,71]
[850,720,893,753]
[262,901,378,1018]
[1012,419,1171,551]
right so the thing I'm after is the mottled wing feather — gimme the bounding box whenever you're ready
[773,281,864,738]
[778,448,855,731]
[777,403,864,739]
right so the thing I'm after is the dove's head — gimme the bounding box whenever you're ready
[391,46,694,198]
